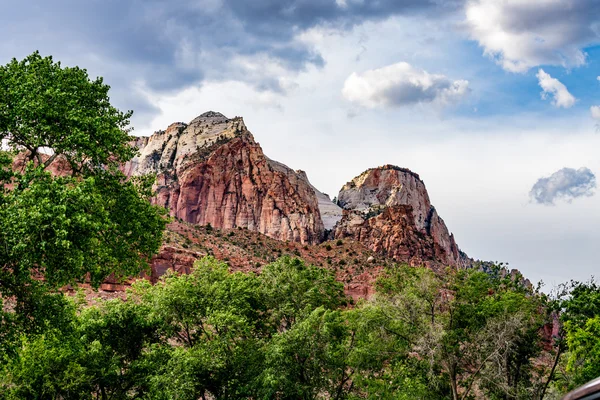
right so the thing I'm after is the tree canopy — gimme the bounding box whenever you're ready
[0,52,167,357]
[0,51,135,173]
[1,256,557,399]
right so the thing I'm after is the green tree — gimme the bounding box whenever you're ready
[139,257,349,399]
[0,52,167,356]
[136,257,267,399]
[261,307,353,400]
[373,264,547,400]
[554,280,600,391]
[1,294,164,399]
[0,51,134,173]
[260,256,347,331]
[565,316,600,388]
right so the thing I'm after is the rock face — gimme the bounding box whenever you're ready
[270,164,343,231]
[334,165,467,268]
[123,112,324,244]
[301,173,343,231]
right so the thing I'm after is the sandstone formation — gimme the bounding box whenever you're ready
[123,111,325,244]
[333,165,467,268]
[269,161,343,231]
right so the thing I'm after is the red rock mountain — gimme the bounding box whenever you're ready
[333,165,468,269]
[122,111,325,244]
[118,112,470,290]
[10,112,472,297]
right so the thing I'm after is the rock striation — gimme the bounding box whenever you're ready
[123,111,325,244]
[333,165,467,268]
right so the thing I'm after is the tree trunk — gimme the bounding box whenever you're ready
[450,364,459,400]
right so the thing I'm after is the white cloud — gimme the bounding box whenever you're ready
[530,167,596,205]
[465,0,600,72]
[592,106,600,120]
[342,62,469,108]
[536,69,576,108]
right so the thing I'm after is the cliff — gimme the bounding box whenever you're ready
[333,165,468,268]
[123,111,325,244]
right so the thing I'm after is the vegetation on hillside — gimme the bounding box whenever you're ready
[1,256,599,399]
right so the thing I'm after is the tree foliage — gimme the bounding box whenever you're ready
[551,279,600,392]
[0,52,167,357]
[1,257,560,399]
[0,51,135,172]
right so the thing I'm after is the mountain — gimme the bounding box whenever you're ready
[122,111,325,244]
[333,165,468,269]
[115,112,470,294]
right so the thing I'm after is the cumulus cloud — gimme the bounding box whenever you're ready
[465,0,600,72]
[342,62,469,108]
[592,106,600,120]
[530,167,596,205]
[536,69,576,108]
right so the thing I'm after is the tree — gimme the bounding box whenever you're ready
[136,257,268,399]
[0,51,135,173]
[0,52,167,356]
[552,280,600,392]
[373,264,547,400]
[138,257,349,399]
[565,316,600,388]
[260,256,347,331]
[1,295,164,399]
[261,307,352,400]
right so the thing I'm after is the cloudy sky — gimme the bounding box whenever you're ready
[2,0,600,288]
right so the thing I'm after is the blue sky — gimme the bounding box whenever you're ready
[1,0,599,287]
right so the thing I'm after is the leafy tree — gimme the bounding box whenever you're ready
[0,51,134,173]
[261,307,352,400]
[260,256,346,331]
[1,296,162,399]
[0,52,167,355]
[139,257,349,399]
[565,316,600,388]
[374,264,547,400]
[552,280,600,391]
[135,257,267,399]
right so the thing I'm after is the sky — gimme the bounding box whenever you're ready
[1,0,600,289]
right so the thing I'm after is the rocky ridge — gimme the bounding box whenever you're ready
[11,112,477,298]
[267,159,343,231]
[116,112,470,294]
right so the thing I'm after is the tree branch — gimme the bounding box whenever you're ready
[42,152,59,170]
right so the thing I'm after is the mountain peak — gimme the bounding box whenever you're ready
[198,110,227,119]
[366,165,421,181]
[335,165,466,268]
[200,110,226,118]
[188,111,229,126]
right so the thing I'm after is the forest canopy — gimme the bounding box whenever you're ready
[2,256,597,399]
